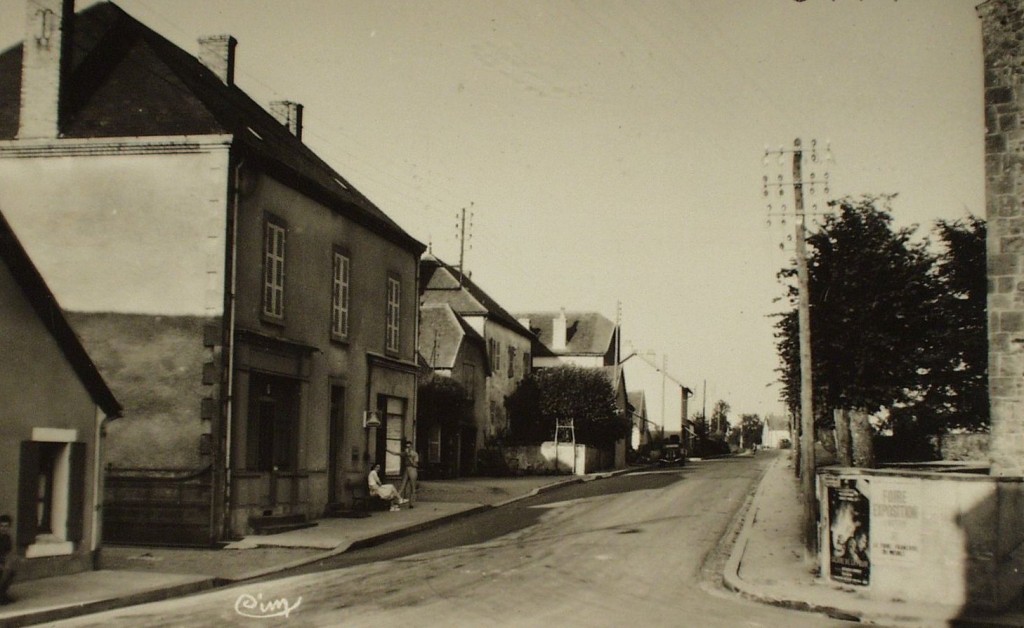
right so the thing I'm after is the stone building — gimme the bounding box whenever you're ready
[0,1,423,544]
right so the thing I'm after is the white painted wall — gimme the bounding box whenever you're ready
[0,139,231,316]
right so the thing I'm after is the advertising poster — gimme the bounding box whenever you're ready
[828,478,870,586]
[871,479,922,564]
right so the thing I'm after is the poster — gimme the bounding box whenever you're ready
[828,478,870,586]
[871,480,922,564]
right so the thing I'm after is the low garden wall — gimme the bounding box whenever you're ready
[502,442,615,476]
[817,466,1024,612]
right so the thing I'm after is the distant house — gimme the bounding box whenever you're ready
[419,254,534,442]
[516,310,620,369]
[0,209,121,581]
[417,302,490,477]
[761,414,792,448]
[628,390,651,452]
[0,1,423,544]
[517,309,627,469]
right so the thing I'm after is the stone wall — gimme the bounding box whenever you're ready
[941,433,991,462]
[980,0,1024,476]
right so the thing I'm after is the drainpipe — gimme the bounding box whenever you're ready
[221,156,243,541]
[412,257,420,449]
[91,408,110,564]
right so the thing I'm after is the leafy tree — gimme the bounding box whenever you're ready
[918,217,988,432]
[691,410,709,441]
[775,196,939,421]
[418,374,473,429]
[727,413,764,449]
[775,196,990,463]
[506,365,630,448]
[709,400,731,441]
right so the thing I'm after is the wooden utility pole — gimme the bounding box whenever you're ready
[792,138,817,554]
[456,202,473,287]
[764,138,831,554]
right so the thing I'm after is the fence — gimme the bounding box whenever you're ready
[104,466,214,546]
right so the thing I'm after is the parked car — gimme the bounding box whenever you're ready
[658,442,686,466]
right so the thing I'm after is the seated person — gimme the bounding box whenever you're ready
[368,464,406,511]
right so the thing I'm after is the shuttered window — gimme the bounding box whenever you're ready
[263,217,286,319]
[17,441,85,546]
[386,276,401,353]
[331,251,350,338]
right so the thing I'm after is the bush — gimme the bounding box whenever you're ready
[506,365,630,448]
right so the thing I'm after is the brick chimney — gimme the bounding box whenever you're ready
[269,101,303,140]
[198,35,236,85]
[18,0,74,139]
[552,309,567,351]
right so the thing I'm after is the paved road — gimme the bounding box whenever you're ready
[57,454,856,627]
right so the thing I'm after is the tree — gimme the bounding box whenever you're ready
[709,400,731,441]
[775,196,939,466]
[728,413,763,450]
[691,410,709,441]
[918,217,989,432]
[506,365,630,448]
[418,374,473,429]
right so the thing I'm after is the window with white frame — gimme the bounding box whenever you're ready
[331,251,350,338]
[18,428,85,558]
[263,217,286,319]
[386,275,401,352]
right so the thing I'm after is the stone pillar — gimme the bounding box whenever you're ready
[980,0,1024,476]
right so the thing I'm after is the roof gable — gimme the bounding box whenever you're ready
[418,303,489,373]
[419,255,533,338]
[0,209,121,417]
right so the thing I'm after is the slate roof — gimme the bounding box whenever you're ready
[419,254,535,340]
[418,302,488,373]
[0,1,423,254]
[0,209,121,418]
[516,311,617,357]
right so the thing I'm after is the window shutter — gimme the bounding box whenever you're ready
[67,442,87,543]
[17,441,40,546]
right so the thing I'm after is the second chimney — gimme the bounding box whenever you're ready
[270,101,303,140]
[198,35,236,85]
[18,0,74,139]
[552,309,567,351]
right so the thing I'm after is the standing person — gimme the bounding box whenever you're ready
[367,463,405,511]
[398,440,419,508]
[0,514,16,605]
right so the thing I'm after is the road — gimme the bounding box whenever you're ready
[58,453,855,627]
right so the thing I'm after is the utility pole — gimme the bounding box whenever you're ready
[764,138,831,555]
[661,354,667,432]
[455,202,474,287]
[702,379,707,424]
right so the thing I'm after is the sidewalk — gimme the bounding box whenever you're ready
[723,451,1024,627]
[0,472,603,627]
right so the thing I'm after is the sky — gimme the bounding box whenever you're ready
[0,0,986,424]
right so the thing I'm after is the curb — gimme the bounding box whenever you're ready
[0,577,216,628]
[231,471,604,582]
[715,456,1024,627]
[0,469,636,626]
[719,454,868,623]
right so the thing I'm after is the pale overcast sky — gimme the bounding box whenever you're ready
[0,0,985,421]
